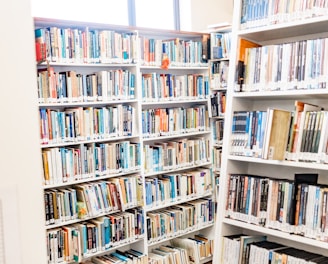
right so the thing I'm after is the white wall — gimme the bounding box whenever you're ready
[189,0,233,31]
[0,0,47,263]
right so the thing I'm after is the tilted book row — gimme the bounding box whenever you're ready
[240,0,328,30]
[139,36,208,67]
[147,244,189,264]
[222,234,328,264]
[230,101,328,162]
[44,176,143,225]
[143,137,210,174]
[148,234,213,264]
[141,105,208,138]
[226,173,328,242]
[46,209,144,263]
[144,168,213,208]
[87,249,147,264]
[171,235,214,264]
[35,26,208,66]
[146,198,214,243]
[141,73,209,102]
[239,37,328,92]
[38,68,135,104]
[42,141,140,186]
[39,105,135,145]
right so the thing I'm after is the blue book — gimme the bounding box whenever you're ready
[111,251,130,262]
[129,72,135,99]
[99,181,109,210]
[76,223,88,255]
[162,174,177,201]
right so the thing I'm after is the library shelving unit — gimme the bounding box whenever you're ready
[208,28,231,199]
[34,17,215,263]
[214,1,328,263]
[138,30,215,264]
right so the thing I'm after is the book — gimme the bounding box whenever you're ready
[236,38,261,91]
[239,235,267,264]
[262,108,292,160]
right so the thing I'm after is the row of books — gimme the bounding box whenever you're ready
[210,32,232,60]
[230,101,328,162]
[44,176,143,225]
[210,92,226,117]
[239,37,328,92]
[240,0,328,30]
[209,60,229,89]
[148,244,189,264]
[171,235,214,264]
[222,234,328,264]
[141,105,208,138]
[35,26,209,67]
[146,198,214,243]
[42,142,141,185]
[141,73,209,102]
[225,173,328,241]
[39,105,135,145]
[212,148,222,172]
[212,119,224,145]
[35,27,138,63]
[90,249,147,264]
[46,209,144,263]
[144,168,213,208]
[143,137,210,174]
[37,68,135,104]
[139,36,208,67]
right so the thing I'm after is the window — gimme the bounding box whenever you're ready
[134,0,175,30]
[30,0,192,31]
[31,0,129,25]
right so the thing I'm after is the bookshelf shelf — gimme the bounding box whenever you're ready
[228,155,328,171]
[42,169,141,189]
[232,89,328,100]
[143,161,212,178]
[40,135,140,149]
[145,191,213,212]
[142,131,211,142]
[39,99,139,108]
[223,218,328,250]
[147,221,215,247]
[238,15,328,43]
[141,98,209,105]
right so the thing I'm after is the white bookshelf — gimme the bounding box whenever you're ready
[214,1,328,263]
[34,17,215,263]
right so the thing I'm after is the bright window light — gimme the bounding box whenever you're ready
[135,0,175,30]
[31,0,129,25]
